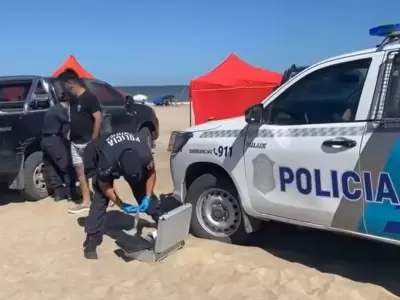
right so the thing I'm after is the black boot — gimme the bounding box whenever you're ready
[53,187,67,202]
[67,190,81,203]
[83,234,102,259]
[52,185,67,202]
[53,195,64,202]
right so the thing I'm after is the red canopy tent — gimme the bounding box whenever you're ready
[52,55,94,78]
[189,54,282,125]
[51,55,130,99]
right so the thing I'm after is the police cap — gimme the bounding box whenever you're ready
[119,149,142,178]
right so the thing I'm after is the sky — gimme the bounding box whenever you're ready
[0,0,399,86]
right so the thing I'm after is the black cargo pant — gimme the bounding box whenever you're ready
[41,136,75,197]
[85,170,160,237]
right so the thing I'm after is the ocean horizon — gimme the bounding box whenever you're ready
[116,85,190,102]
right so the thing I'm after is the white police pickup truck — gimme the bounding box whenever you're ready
[168,24,400,245]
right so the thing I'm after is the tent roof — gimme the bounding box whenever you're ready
[191,53,282,89]
[52,55,94,78]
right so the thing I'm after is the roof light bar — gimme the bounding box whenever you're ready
[370,24,400,37]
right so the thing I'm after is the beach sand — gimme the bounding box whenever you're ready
[0,105,398,300]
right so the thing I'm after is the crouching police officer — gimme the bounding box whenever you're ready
[41,94,76,201]
[82,131,160,259]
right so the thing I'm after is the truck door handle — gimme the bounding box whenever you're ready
[322,137,357,148]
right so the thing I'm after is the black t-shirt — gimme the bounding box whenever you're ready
[83,131,153,181]
[70,90,101,143]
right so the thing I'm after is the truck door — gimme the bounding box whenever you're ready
[0,113,24,179]
[358,51,400,240]
[21,80,53,144]
[0,79,35,179]
[244,52,384,229]
[85,80,137,133]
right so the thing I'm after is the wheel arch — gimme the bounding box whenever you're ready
[24,138,41,158]
[139,121,156,131]
[185,162,236,193]
[138,121,156,136]
[9,138,42,190]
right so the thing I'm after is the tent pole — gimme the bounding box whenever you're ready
[189,99,192,126]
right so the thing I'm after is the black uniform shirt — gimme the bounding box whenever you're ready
[42,103,70,138]
[83,131,153,181]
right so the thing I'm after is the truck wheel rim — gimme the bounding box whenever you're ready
[34,163,47,192]
[196,188,242,237]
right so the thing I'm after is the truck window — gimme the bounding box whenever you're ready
[87,81,124,107]
[33,81,46,95]
[383,54,400,118]
[28,81,51,110]
[0,80,32,110]
[267,59,372,125]
[50,78,72,102]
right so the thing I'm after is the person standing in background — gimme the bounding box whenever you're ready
[57,69,102,214]
[41,92,76,201]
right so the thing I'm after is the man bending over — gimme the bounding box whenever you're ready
[82,131,160,259]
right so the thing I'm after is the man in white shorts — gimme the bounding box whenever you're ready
[58,69,102,214]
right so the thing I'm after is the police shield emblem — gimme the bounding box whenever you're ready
[252,154,275,194]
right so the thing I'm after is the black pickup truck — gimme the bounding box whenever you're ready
[0,76,159,201]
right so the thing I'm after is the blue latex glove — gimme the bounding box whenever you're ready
[121,202,140,214]
[139,196,151,212]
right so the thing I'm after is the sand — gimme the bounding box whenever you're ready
[0,104,398,300]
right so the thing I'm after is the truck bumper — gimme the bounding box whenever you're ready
[170,153,187,203]
[0,153,24,189]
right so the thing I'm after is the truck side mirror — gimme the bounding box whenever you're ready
[125,95,134,109]
[245,104,264,125]
[125,95,135,112]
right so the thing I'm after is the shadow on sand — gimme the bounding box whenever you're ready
[0,184,28,206]
[0,185,92,207]
[76,193,182,246]
[249,221,400,297]
[77,193,399,295]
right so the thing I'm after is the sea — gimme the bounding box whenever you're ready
[116,85,190,104]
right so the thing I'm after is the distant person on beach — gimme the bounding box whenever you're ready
[57,69,102,214]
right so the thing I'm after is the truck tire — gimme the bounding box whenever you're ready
[139,126,153,149]
[186,173,249,244]
[23,151,48,201]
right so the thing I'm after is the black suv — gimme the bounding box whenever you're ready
[0,76,159,201]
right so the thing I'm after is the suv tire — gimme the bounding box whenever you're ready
[23,151,48,201]
[186,173,249,244]
[139,126,153,149]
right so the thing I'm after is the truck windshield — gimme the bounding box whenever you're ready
[50,78,125,107]
[83,79,125,107]
[0,81,32,102]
